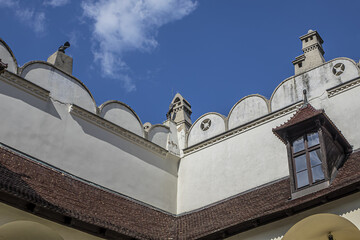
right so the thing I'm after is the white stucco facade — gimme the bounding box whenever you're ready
[1,28,360,233]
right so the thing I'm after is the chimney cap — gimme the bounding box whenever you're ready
[299,30,324,44]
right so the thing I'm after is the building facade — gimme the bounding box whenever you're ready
[0,30,359,239]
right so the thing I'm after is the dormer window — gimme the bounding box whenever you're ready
[273,102,352,198]
[292,132,325,189]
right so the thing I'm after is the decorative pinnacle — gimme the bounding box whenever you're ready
[58,41,70,53]
[302,89,308,106]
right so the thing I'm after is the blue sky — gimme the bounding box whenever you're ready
[1,0,360,125]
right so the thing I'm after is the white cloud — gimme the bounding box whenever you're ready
[0,0,46,34]
[15,9,46,33]
[43,0,70,7]
[82,0,197,92]
[0,0,17,7]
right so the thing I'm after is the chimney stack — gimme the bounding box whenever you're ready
[292,30,325,75]
[47,42,73,75]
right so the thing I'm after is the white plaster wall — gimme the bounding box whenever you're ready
[148,125,170,149]
[163,120,181,155]
[315,84,360,150]
[187,113,226,147]
[271,58,359,111]
[0,80,178,213]
[0,202,104,240]
[178,114,291,213]
[100,101,144,137]
[21,63,96,113]
[177,124,187,155]
[226,192,360,240]
[178,76,360,213]
[0,41,17,73]
[228,95,269,130]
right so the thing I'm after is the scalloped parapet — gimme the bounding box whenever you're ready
[187,113,226,147]
[148,124,170,149]
[185,58,360,150]
[20,62,97,113]
[271,58,360,112]
[99,100,144,137]
[0,38,18,74]
[228,94,269,130]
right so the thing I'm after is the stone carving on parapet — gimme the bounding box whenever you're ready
[58,41,70,53]
[187,112,226,147]
[0,38,18,74]
[0,58,8,74]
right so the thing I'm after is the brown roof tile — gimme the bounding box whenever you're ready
[273,104,323,131]
[0,145,359,239]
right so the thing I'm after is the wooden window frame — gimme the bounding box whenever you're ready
[291,132,325,190]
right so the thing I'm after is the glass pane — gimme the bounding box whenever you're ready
[293,137,304,153]
[309,149,322,167]
[295,154,307,172]
[307,132,319,148]
[312,165,325,183]
[296,171,309,188]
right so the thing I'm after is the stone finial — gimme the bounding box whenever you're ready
[292,30,325,75]
[47,42,73,75]
[302,89,308,107]
[143,122,152,132]
[58,41,70,53]
[0,59,8,74]
[167,93,192,130]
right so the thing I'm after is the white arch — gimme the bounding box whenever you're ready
[282,213,360,240]
[0,220,64,240]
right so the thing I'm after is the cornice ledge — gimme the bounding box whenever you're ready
[184,102,302,155]
[0,70,49,101]
[69,104,173,158]
[327,76,360,98]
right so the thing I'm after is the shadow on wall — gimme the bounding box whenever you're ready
[70,114,178,176]
[0,81,61,119]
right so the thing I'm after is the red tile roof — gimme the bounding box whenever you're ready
[273,104,323,131]
[0,145,359,239]
[272,103,352,152]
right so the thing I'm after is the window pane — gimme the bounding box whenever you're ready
[295,154,307,172]
[296,171,309,188]
[309,149,322,167]
[312,165,325,183]
[307,132,319,148]
[293,137,304,153]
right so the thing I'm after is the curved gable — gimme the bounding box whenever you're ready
[228,94,269,130]
[271,58,360,111]
[187,113,226,147]
[148,125,170,149]
[99,100,144,137]
[20,61,97,113]
[0,38,18,74]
